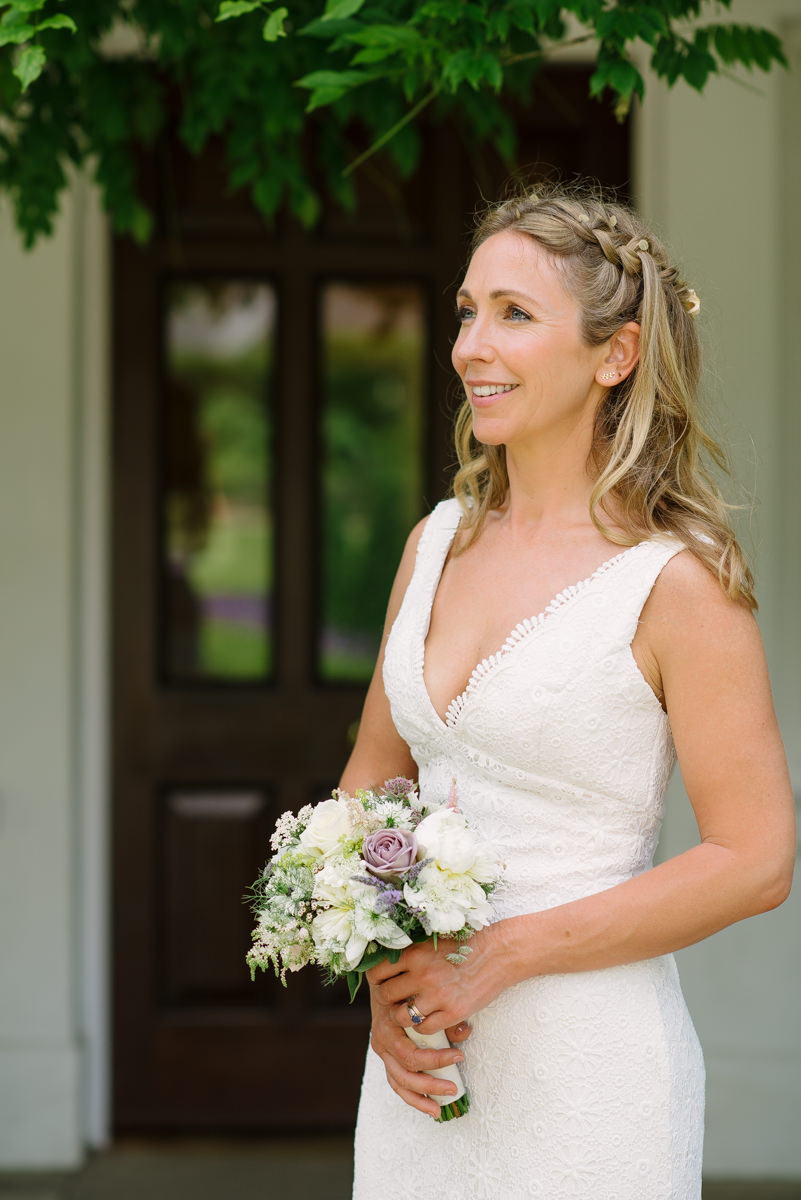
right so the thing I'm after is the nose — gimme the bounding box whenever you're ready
[452,316,495,372]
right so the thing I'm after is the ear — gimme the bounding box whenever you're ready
[595,322,640,387]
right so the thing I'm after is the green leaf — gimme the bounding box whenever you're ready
[129,203,153,244]
[215,1,262,22]
[347,24,422,50]
[13,42,45,90]
[253,170,284,217]
[295,68,368,91]
[34,14,77,33]
[351,44,401,65]
[0,25,33,45]
[714,25,736,65]
[293,184,321,227]
[295,67,379,111]
[299,16,361,39]
[322,0,366,19]
[262,6,286,41]
[682,45,716,91]
[1,0,47,13]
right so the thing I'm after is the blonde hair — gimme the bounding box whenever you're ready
[452,183,756,608]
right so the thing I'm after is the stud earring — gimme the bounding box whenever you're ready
[600,370,619,382]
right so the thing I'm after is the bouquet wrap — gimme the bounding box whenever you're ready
[404,1025,466,1106]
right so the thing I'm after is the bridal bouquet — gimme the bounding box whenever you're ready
[246,776,502,1120]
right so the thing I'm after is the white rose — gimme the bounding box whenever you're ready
[415,808,498,882]
[298,797,353,858]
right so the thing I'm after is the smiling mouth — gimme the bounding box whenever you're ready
[469,384,518,397]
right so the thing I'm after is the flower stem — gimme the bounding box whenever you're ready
[436,1094,470,1122]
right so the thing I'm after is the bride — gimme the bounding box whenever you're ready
[339,184,795,1199]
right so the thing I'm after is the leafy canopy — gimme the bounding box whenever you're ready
[0,0,786,247]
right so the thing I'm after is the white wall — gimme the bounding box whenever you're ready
[637,0,801,1178]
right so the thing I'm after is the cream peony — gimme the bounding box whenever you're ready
[414,808,499,883]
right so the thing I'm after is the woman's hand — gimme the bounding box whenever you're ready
[369,928,510,1038]
[366,963,469,1119]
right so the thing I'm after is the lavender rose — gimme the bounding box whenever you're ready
[362,828,418,881]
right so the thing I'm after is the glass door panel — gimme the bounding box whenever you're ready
[161,280,276,683]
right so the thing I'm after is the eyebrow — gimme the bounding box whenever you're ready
[457,287,541,305]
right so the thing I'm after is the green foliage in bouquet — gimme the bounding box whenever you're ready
[0,1,785,247]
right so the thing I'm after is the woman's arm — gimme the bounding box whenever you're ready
[338,517,424,794]
[337,515,470,1116]
[369,551,795,1106]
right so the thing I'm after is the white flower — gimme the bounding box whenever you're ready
[311,854,361,906]
[298,797,353,858]
[311,883,411,969]
[370,798,418,831]
[405,863,493,935]
[414,808,499,883]
[353,892,412,953]
[312,905,355,949]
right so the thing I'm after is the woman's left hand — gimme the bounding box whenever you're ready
[368,927,509,1035]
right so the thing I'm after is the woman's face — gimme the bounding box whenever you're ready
[452,230,606,452]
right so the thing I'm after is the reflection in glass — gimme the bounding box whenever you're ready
[319,282,425,681]
[162,281,274,682]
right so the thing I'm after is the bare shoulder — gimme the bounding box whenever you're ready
[642,548,761,654]
[633,547,772,724]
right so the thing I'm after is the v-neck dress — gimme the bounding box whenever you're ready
[352,498,704,1200]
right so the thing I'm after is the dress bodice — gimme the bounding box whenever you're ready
[383,497,685,918]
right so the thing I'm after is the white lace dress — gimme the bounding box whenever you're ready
[352,498,705,1200]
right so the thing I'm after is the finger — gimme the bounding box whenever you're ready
[395,998,457,1037]
[389,1082,441,1120]
[366,957,408,985]
[395,999,440,1033]
[444,1021,472,1042]
[375,972,421,1007]
[384,1061,459,1117]
[372,1030,465,1074]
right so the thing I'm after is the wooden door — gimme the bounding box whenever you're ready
[112,66,630,1133]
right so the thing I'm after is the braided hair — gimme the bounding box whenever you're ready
[452,183,755,608]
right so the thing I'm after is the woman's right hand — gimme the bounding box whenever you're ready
[366,971,470,1119]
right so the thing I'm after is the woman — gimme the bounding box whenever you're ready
[340,185,795,1199]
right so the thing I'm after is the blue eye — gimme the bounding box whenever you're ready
[455,305,475,323]
[506,305,530,321]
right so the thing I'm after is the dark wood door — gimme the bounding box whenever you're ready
[112,66,630,1133]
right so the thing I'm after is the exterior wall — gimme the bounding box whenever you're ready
[0,0,797,1173]
[0,174,109,1167]
[0,189,82,1166]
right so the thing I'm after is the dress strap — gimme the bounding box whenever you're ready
[414,497,462,567]
[610,536,686,644]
